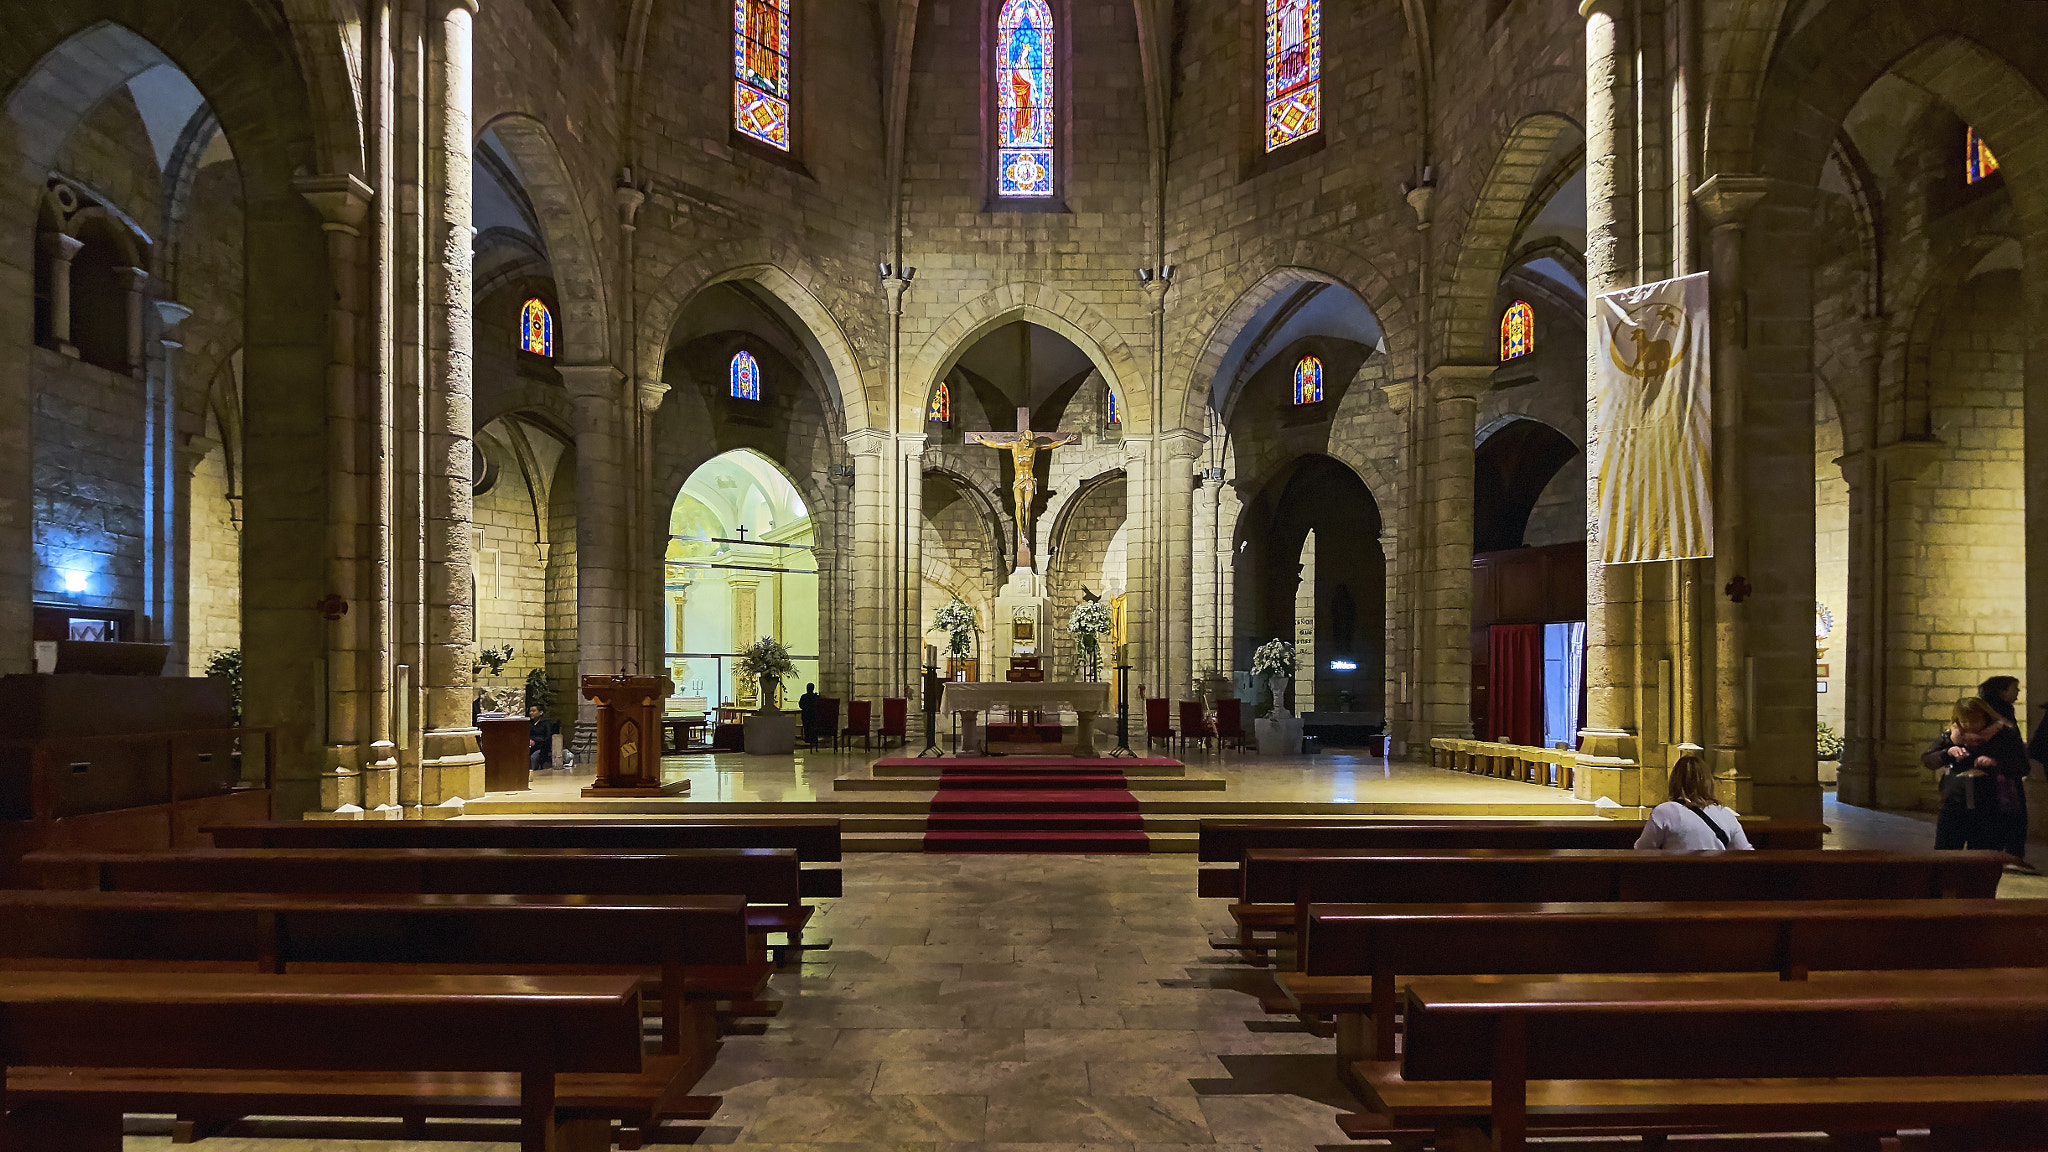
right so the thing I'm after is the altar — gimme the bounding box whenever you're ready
[940,681,1112,757]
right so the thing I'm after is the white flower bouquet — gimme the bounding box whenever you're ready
[1251,638,1295,677]
[932,600,980,657]
[1068,600,1115,681]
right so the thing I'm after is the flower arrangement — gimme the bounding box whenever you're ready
[473,643,514,677]
[932,599,981,657]
[735,636,796,709]
[1068,599,1114,681]
[1251,639,1295,678]
[1817,720,1844,762]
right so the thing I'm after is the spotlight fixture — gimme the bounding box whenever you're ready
[1136,268,1153,283]
[902,267,916,282]
[1160,265,1175,282]
[878,262,893,279]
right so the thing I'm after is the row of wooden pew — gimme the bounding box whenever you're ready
[1191,817,2045,1150]
[0,816,842,1151]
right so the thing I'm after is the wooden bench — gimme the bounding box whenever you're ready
[1279,897,2048,1061]
[1217,849,2010,961]
[0,970,663,1152]
[1195,819,1830,898]
[204,817,844,898]
[1350,971,2048,1151]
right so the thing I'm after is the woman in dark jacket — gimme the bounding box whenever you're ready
[1925,696,2031,857]
[1977,676,2028,860]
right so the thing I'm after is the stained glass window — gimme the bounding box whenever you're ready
[996,0,1054,198]
[1292,355,1323,405]
[730,351,762,400]
[519,298,553,358]
[734,0,791,150]
[1968,126,2000,184]
[1105,389,1121,425]
[1501,301,1535,361]
[1265,0,1320,152]
[928,381,950,423]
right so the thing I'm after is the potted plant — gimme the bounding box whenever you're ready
[204,648,243,725]
[473,643,514,679]
[524,667,553,717]
[1817,720,1844,787]
[735,636,796,712]
[932,599,980,678]
[1067,599,1113,681]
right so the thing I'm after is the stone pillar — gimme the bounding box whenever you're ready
[296,174,375,810]
[636,376,669,679]
[1160,431,1204,699]
[419,0,484,804]
[40,233,82,357]
[1379,379,1419,753]
[1860,440,1944,808]
[1421,364,1489,741]
[1120,437,1154,692]
[116,267,149,379]
[1191,466,1219,679]
[563,365,628,715]
[149,301,191,663]
[900,433,927,699]
[844,429,890,702]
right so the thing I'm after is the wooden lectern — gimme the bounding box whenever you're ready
[580,674,691,797]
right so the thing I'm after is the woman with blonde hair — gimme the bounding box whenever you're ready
[1633,754,1753,851]
[1924,695,2030,859]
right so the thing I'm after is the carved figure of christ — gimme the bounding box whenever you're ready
[966,406,1079,573]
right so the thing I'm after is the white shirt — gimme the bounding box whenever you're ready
[1634,801,1754,851]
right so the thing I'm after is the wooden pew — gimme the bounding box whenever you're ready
[1196,819,1830,898]
[1351,971,2048,1151]
[205,818,844,898]
[0,971,656,1152]
[1279,897,2048,1061]
[1217,849,2010,961]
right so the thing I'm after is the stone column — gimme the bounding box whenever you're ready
[296,174,378,810]
[116,267,149,378]
[1160,431,1204,699]
[844,429,891,702]
[900,433,927,699]
[40,233,83,357]
[149,301,191,665]
[1191,466,1218,679]
[563,364,628,716]
[419,0,484,804]
[1866,440,1944,808]
[1120,437,1154,692]
[1379,379,1419,753]
[1421,364,1489,741]
[636,376,669,679]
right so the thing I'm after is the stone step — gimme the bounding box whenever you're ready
[844,832,1199,853]
[834,775,1227,792]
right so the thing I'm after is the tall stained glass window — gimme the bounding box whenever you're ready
[730,351,762,400]
[519,298,553,358]
[1106,389,1121,425]
[1501,301,1535,361]
[1292,355,1323,405]
[996,0,1054,198]
[1968,126,2000,184]
[1265,0,1320,152]
[928,381,951,423]
[734,0,791,150]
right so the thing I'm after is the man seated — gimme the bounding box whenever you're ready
[798,683,821,745]
[527,705,561,772]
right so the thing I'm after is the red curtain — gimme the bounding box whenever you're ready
[1487,624,1544,747]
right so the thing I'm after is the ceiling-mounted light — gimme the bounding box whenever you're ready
[878,262,893,279]
[1136,268,1153,283]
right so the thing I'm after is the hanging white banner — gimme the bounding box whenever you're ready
[1590,271,1713,564]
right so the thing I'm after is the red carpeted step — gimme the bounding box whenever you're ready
[926,811,1145,831]
[928,789,1141,812]
[921,830,1150,854]
[937,772,1129,789]
[877,756,1183,770]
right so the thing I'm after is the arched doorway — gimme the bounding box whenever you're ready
[665,449,819,710]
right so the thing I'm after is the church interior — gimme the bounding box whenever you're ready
[7,0,2048,1148]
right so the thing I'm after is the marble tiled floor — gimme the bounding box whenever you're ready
[125,853,1356,1151]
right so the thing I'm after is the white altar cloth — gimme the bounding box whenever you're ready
[940,681,1112,714]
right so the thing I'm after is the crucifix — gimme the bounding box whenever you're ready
[967,406,1079,572]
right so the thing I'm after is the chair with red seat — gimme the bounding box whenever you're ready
[1144,698,1173,750]
[1212,698,1246,751]
[840,700,874,751]
[810,697,840,748]
[1177,701,1210,752]
[879,698,909,747]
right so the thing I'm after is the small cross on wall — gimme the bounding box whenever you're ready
[1724,575,1753,604]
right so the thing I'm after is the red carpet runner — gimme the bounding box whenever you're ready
[916,758,1161,853]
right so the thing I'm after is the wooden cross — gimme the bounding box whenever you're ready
[966,407,1079,573]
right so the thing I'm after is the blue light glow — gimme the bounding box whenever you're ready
[62,570,87,594]
[1328,658,1356,671]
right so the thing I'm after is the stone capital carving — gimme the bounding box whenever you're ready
[1691,174,1775,230]
[293,173,374,235]
[39,232,83,263]
[897,432,929,457]
[616,183,646,231]
[635,378,670,413]
[1159,429,1207,461]
[1426,363,1493,405]
[558,363,624,402]
[1579,0,1625,17]
[153,300,193,332]
[1380,379,1416,414]
[1874,437,1945,482]
[437,0,479,13]
[842,427,891,458]
[116,266,149,292]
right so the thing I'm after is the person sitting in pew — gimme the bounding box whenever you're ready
[1634,754,1752,851]
[528,704,560,772]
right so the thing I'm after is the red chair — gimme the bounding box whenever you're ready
[1144,698,1173,750]
[810,697,840,748]
[1177,701,1209,752]
[879,698,909,747]
[1212,698,1246,751]
[840,700,874,751]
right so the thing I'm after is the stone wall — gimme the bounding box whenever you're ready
[187,418,239,668]
[473,438,550,696]
[31,348,145,613]
[1046,473,1126,681]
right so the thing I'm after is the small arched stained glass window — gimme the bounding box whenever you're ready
[928,381,950,423]
[734,0,792,150]
[1501,301,1535,361]
[1265,0,1321,151]
[1292,355,1323,406]
[1106,389,1121,425]
[996,0,1055,198]
[730,351,762,400]
[1968,126,2000,184]
[519,298,553,358]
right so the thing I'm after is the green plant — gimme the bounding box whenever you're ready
[1067,599,1113,681]
[1817,720,1844,761]
[735,636,796,707]
[932,600,980,657]
[524,667,553,715]
[1252,638,1295,678]
[473,644,513,677]
[204,648,243,724]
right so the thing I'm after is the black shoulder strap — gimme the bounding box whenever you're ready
[1681,803,1732,849]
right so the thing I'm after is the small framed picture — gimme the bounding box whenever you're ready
[1013,620,1035,643]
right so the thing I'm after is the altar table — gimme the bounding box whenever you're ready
[939,681,1112,757]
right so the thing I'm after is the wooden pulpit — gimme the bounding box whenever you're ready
[580,674,691,797]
